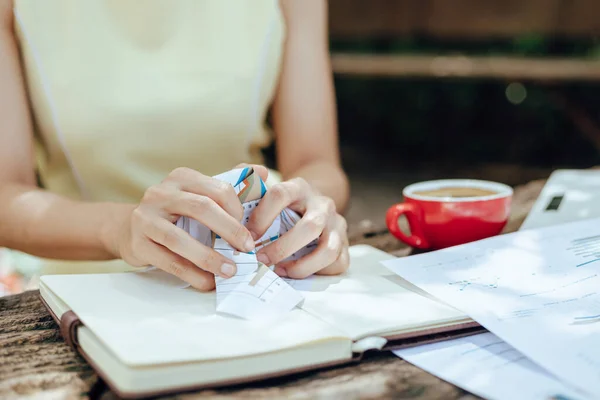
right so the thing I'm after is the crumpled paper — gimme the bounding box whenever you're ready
[176,167,317,319]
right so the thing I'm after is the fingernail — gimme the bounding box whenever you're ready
[274,266,288,277]
[249,230,259,241]
[257,253,271,266]
[244,236,255,252]
[220,263,236,278]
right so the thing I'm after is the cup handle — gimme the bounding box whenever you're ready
[385,203,430,249]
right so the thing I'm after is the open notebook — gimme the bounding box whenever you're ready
[39,244,482,398]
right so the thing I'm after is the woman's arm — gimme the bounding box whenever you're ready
[0,2,255,289]
[0,0,127,260]
[273,0,349,213]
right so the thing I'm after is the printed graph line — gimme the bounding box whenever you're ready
[573,313,600,320]
[257,278,280,298]
[449,277,500,291]
[571,235,600,244]
[576,258,600,268]
[218,290,268,302]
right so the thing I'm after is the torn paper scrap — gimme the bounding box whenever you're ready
[216,264,304,320]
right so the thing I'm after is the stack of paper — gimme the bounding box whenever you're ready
[383,218,600,399]
[394,333,585,400]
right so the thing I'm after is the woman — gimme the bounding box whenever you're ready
[0,0,350,291]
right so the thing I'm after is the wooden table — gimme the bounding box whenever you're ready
[0,179,546,400]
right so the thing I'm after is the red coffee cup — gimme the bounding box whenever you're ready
[386,179,513,250]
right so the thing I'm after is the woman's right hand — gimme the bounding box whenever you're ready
[110,167,266,291]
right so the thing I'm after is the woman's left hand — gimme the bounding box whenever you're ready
[246,177,349,279]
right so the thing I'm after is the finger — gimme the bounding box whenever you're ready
[278,227,344,279]
[145,242,216,291]
[234,163,269,182]
[145,217,237,278]
[275,215,348,278]
[256,206,330,267]
[318,216,350,275]
[168,192,254,253]
[316,245,350,276]
[247,179,308,240]
[166,167,243,221]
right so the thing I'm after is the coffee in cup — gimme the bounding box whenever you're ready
[412,187,499,198]
[386,179,512,250]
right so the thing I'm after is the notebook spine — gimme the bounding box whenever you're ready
[382,324,486,351]
[60,310,82,349]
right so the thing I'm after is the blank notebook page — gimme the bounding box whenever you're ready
[41,269,347,367]
[298,246,467,339]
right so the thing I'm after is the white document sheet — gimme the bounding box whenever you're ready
[394,332,588,400]
[383,217,600,398]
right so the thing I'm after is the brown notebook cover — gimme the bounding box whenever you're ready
[40,293,484,399]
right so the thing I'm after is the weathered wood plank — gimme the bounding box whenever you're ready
[558,0,600,35]
[328,0,424,37]
[329,0,600,38]
[423,0,562,38]
[331,53,600,81]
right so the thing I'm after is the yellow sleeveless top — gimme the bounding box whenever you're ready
[13,0,285,274]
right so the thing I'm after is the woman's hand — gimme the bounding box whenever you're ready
[112,167,267,291]
[246,177,349,279]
